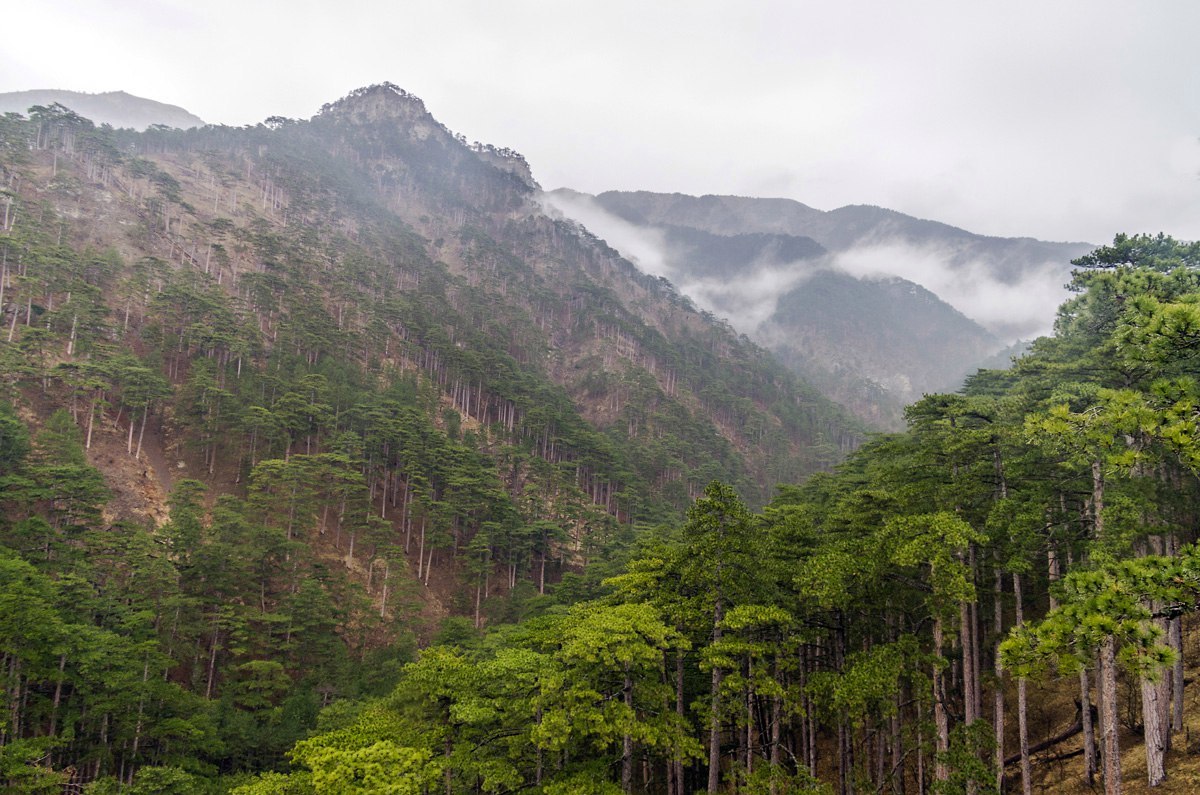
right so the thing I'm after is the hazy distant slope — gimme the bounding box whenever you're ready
[545,188,1022,427]
[594,191,1092,285]
[760,271,1001,423]
[656,224,1000,395]
[0,89,204,130]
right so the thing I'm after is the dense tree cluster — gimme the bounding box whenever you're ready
[223,234,1200,794]
[0,88,862,792]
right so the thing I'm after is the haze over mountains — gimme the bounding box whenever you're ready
[544,189,1092,426]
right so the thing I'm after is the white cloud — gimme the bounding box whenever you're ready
[545,191,1070,343]
[539,191,670,278]
[540,191,816,330]
[831,243,1070,341]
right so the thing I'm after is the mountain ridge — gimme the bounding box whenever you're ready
[0,88,205,130]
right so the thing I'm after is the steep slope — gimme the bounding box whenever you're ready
[0,89,868,785]
[0,82,861,580]
[0,88,205,130]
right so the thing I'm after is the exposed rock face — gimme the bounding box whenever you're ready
[319,83,446,139]
[321,83,539,190]
[471,144,539,191]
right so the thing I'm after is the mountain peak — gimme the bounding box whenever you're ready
[317,83,538,189]
[318,82,437,126]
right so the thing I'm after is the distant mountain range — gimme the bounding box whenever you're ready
[0,89,204,130]
[544,189,1092,427]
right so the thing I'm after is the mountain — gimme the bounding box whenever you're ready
[0,85,872,779]
[759,271,1003,426]
[0,81,862,561]
[544,189,1092,427]
[0,88,204,129]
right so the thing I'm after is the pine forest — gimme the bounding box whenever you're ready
[1,85,1200,794]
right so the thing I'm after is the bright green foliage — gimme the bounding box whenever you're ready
[539,771,624,795]
[230,770,316,795]
[733,765,833,795]
[884,512,982,610]
[1000,551,1200,678]
[295,742,441,795]
[806,638,919,728]
[541,602,699,762]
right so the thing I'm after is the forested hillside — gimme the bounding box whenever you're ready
[0,85,863,792]
[207,233,1200,795]
[3,85,1199,795]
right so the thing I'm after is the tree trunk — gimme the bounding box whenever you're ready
[623,662,634,793]
[85,390,99,449]
[676,648,686,795]
[417,514,426,580]
[993,563,1005,795]
[933,615,949,783]
[474,577,482,629]
[131,657,150,760]
[205,626,220,700]
[745,665,754,776]
[961,598,977,725]
[49,653,66,737]
[1014,572,1032,795]
[8,654,21,741]
[1168,535,1184,738]
[969,546,982,723]
[916,696,926,795]
[1099,636,1122,795]
[1170,614,1184,733]
[1141,670,1166,786]
[708,594,724,794]
[1081,667,1097,785]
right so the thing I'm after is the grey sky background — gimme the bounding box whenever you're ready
[5,1,1200,244]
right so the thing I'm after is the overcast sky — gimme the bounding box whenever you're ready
[5,1,1200,244]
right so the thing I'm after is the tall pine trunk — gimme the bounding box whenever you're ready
[993,563,1006,795]
[1099,635,1123,795]
[708,591,724,794]
[675,649,686,795]
[623,661,634,793]
[1014,572,1032,795]
[933,615,949,783]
